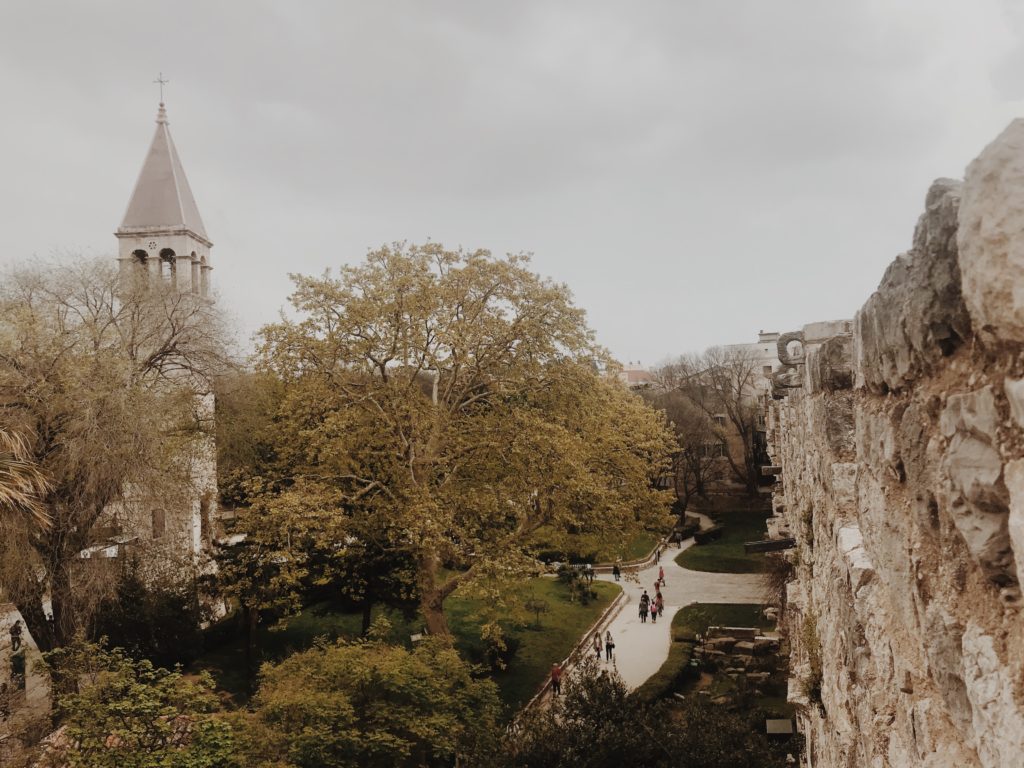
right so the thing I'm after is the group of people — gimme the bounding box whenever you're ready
[550,558,671,698]
[592,629,615,662]
[638,565,666,623]
[550,628,616,697]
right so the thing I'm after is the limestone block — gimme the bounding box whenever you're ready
[922,604,973,739]
[1004,377,1024,428]
[821,394,856,459]
[837,525,875,593]
[707,637,737,652]
[939,387,998,440]
[959,119,1024,344]
[855,179,970,393]
[938,388,1015,585]
[804,319,854,344]
[808,334,854,393]
[831,463,858,508]
[1004,459,1024,586]
[961,623,1024,767]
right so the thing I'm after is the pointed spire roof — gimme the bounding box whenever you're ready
[119,102,209,241]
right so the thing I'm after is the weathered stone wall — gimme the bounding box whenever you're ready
[768,121,1024,768]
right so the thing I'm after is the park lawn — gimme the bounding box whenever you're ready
[191,577,620,715]
[635,603,770,702]
[447,578,620,711]
[530,526,662,563]
[610,530,660,562]
[675,507,771,573]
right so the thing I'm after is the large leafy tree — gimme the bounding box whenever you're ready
[255,244,673,635]
[238,623,501,768]
[0,258,231,650]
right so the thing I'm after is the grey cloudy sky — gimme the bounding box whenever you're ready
[3,1,1023,364]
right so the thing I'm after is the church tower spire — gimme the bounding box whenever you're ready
[116,99,213,297]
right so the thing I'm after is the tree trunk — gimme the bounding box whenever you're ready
[243,605,259,693]
[420,589,452,637]
[49,560,78,648]
[360,601,373,636]
[418,550,454,638]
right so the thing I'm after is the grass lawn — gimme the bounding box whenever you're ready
[675,602,770,634]
[447,578,620,711]
[675,506,770,573]
[530,526,662,563]
[190,577,620,715]
[596,530,659,562]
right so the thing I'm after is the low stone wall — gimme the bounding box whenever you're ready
[767,121,1024,767]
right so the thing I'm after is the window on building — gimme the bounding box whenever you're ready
[763,365,773,376]
[701,443,727,458]
[713,414,727,426]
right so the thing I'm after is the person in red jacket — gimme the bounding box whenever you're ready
[551,662,563,695]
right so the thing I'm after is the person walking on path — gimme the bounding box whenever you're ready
[593,632,603,661]
[612,563,621,582]
[551,663,563,696]
[658,565,665,585]
[639,590,650,623]
[605,630,615,661]
[651,600,658,623]
[654,593,664,621]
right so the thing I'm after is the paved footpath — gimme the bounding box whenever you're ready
[589,528,764,690]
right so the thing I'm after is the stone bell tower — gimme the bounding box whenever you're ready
[113,96,219,560]
[116,100,213,296]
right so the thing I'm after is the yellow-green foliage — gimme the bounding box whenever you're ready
[239,623,502,767]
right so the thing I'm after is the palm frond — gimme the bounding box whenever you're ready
[0,428,51,529]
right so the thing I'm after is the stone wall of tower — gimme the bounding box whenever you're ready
[766,122,1024,767]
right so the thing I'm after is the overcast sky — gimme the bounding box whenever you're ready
[3,1,1023,364]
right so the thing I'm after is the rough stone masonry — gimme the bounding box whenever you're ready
[767,120,1024,768]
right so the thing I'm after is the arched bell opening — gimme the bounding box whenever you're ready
[159,248,176,279]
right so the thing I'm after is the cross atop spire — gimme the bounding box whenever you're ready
[153,72,169,104]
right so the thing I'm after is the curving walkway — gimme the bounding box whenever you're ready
[591,527,765,690]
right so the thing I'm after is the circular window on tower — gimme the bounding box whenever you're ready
[148,240,158,250]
